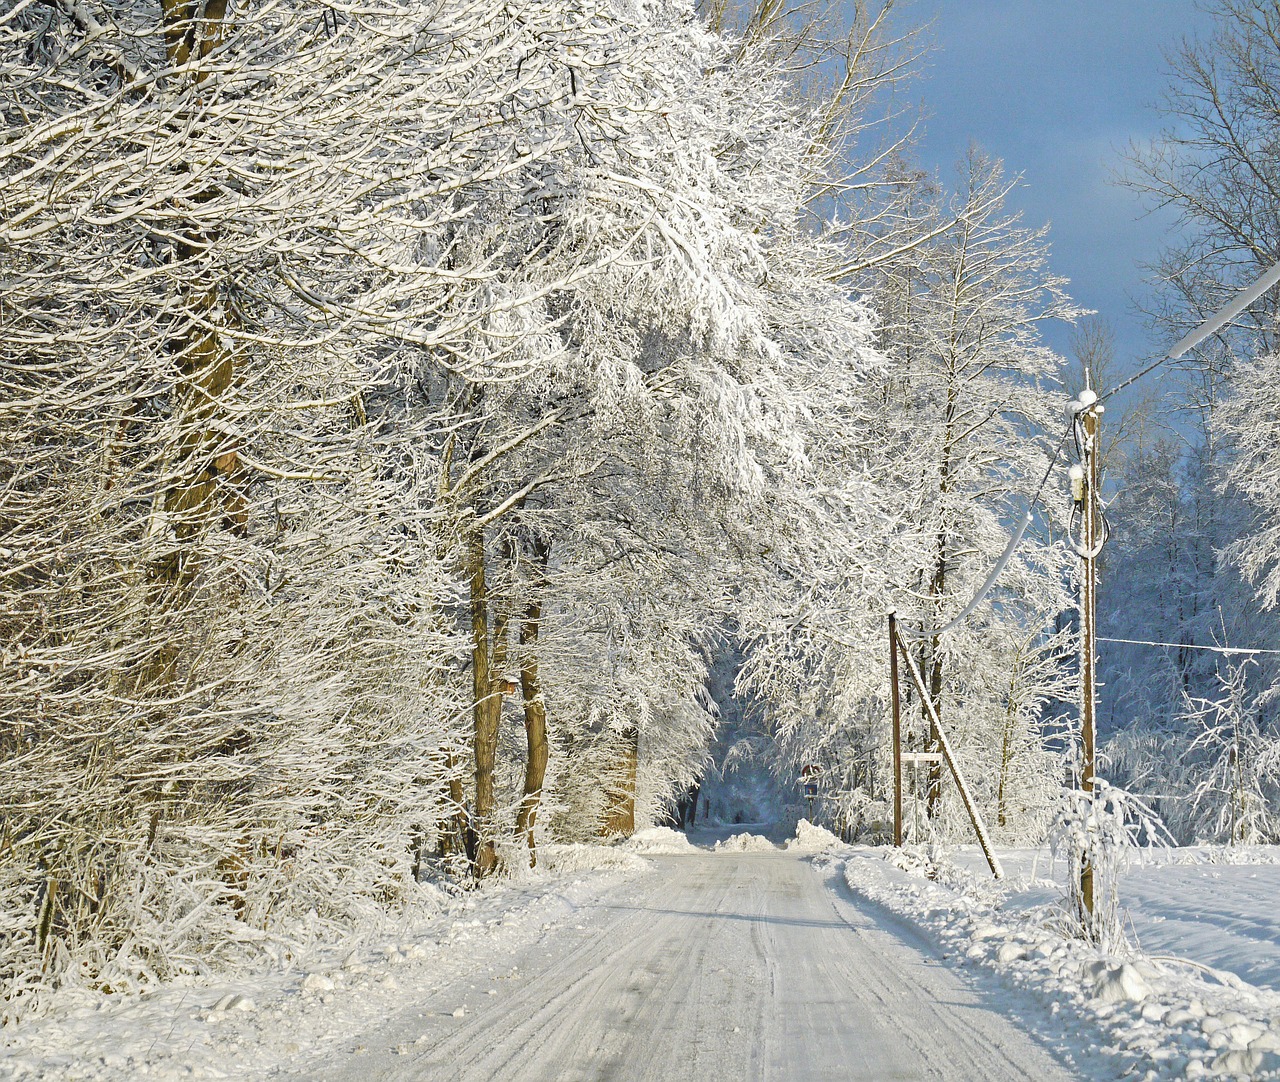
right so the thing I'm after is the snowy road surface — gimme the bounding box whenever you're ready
[294,850,1073,1081]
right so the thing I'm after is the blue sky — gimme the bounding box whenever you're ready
[890,0,1218,388]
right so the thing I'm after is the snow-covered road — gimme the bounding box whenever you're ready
[296,850,1073,1081]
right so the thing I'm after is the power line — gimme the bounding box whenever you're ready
[897,511,1032,642]
[1099,257,1280,404]
[898,419,1075,643]
[1099,635,1280,657]
[898,260,1280,644]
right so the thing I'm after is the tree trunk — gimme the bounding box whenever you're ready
[514,598,548,866]
[996,701,1016,829]
[924,623,945,819]
[435,749,471,859]
[923,382,959,820]
[143,0,246,658]
[601,726,639,837]
[161,0,229,73]
[132,0,243,884]
[467,522,506,878]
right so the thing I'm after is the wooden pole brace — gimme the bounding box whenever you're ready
[891,623,1004,879]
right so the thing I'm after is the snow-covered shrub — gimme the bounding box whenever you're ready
[1107,660,1280,846]
[1049,781,1170,948]
[1176,661,1280,844]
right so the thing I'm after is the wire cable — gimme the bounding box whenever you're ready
[899,418,1074,642]
[1032,418,1075,507]
[897,257,1280,645]
[898,511,1033,642]
[1098,636,1280,657]
[1099,257,1280,405]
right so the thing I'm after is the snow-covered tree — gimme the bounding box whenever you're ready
[4,0,619,1003]
[1104,0,1280,825]
[6,0,912,1002]
[735,151,1079,844]
[1109,658,1280,844]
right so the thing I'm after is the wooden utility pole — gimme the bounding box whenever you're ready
[1073,390,1103,924]
[889,613,903,846]
[890,621,1003,879]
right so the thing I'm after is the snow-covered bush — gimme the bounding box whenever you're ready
[1107,659,1280,846]
[1049,781,1170,947]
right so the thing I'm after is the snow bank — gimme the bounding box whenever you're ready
[840,847,1280,1079]
[619,827,699,855]
[538,844,650,874]
[786,818,842,853]
[714,832,777,852]
[944,844,1280,992]
[0,854,650,1080]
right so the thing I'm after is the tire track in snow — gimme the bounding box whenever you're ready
[296,851,1077,1081]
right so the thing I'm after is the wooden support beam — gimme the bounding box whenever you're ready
[892,623,1004,879]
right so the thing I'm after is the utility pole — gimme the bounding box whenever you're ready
[889,613,903,846]
[1053,262,1280,930]
[1069,388,1104,926]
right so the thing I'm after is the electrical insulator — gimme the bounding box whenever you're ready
[1069,464,1085,505]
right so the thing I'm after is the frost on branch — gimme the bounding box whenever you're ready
[0,0,930,1011]
[1049,780,1170,949]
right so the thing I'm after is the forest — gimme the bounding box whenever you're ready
[4,0,1280,1020]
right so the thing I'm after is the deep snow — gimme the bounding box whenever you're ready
[843,843,1280,1079]
[0,845,651,1080]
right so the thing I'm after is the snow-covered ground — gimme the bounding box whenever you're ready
[10,828,1280,1080]
[840,842,1280,1079]
[0,844,650,1081]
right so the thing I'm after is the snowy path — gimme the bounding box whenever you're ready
[294,850,1073,1082]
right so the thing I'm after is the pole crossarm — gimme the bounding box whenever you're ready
[891,623,1004,879]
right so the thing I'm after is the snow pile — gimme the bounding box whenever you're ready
[619,827,699,855]
[840,847,1280,1079]
[1084,959,1152,1004]
[538,844,650,874]
[786,818,842,853]
[714,832,777,852]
